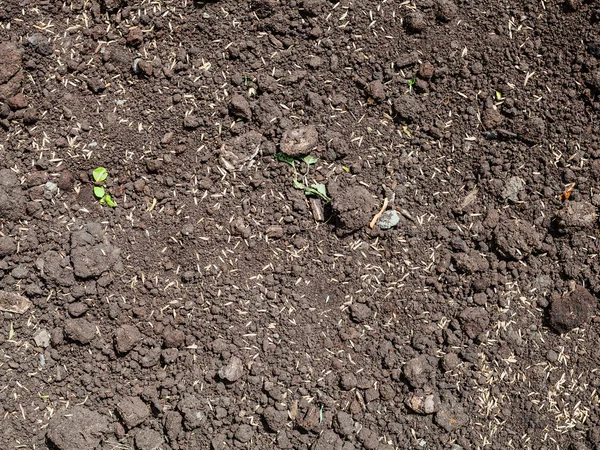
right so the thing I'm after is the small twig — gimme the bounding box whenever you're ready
[369,197,389,229]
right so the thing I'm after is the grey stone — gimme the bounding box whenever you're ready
[219,356,244,382]
[34,328,51,348]
[377,210,400,230]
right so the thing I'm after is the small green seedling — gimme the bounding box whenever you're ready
[92,167,117,207]
[275,153,331,202]
[408,76,416,88]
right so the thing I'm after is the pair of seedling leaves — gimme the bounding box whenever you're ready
[275,153,331,202]
[92,167,117,207]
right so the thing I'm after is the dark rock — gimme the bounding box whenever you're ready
[135,428,164,450]
[229,94,252,120]
[435,402,468,431]
[435,0,458,21]
[218,356,244,382]
[555,201,597,231]
[117,396,149,429]
[183,115,201,129]
[27,33,53,55]
[550,287,596,333]
[46,406,109,450]
[178,394,207,430]
[367,80,386,101]
[405,11,427,32]
[87,78,106,94]
[392,95,424,122]
[163,327,185,348]
[334,411,354,436]
[403,355,438,389]
[280,125,318,156]
[262,406,288,431]
[481,107,503,129]
[127,27,144,47]
[64,318,96,344]
[339,372,358,390]
[0,236,16,256]
[459,307,490,339]
[350,303,372,323]
[114,325,142,354]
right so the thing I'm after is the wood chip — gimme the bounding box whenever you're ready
[0,291,32,314]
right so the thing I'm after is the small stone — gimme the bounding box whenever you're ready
[64,318,96,344]
[266,225,284,239]
[163,327,185,348]
[550,287,596,333]
[501,176,525,202]
[555,201,597,231]
[0,236,16,256]
[183,115,201,129]
[308,56,323,69]
[482,107,503,129]
[45,181,58,194]
[27,33,53,55]
[280,125,318,156]
[161,132,174,145]
[137,60,153,77]
[350,303,372,323]
[263,406,288,431]
[435,0,458,21]
[219,356,244,382]
[135,428,164,450]
[406,392,440,414]
[117,396,149,429]
[115,325,143,354]
[392,95,424,122]
[339,372,358,390]
[418,62,435,79]
[68,302,89,318]
[459,307,490,339]
[403,355,437,389]
[0,290,32,314]
[377,210,400,230]
[126,27,143,47]
[405,11,427,32]
[234,424,254,443]
[87,78,106,94]
[7,93,27,110]
[11,264,29,279]
[229,94,252,120]
[334,411,354,436]
[47,407,109,450]
[367,79,386,102]
[435,403,469,431]
[34,329,51,348]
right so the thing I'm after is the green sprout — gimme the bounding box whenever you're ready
[92,167,117,207]
[275,153,331,202]
[408,76,416,88]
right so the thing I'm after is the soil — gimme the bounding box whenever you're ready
[1,0,600,449]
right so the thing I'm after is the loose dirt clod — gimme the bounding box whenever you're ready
[550,287,596,333]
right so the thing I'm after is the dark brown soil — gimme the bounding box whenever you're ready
[1,0,600,449]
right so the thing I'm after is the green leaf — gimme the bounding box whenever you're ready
[408,77,416,87]
[293,178,306,190]
[93,186,105,198]
[495,90,502,100]
[92,167,108,183]
[310,183,327,198]
[276,152,296,167]
[342,166,350,173]
[103,194,117,207]
[304,183,331,202]
[303,155,318,166]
